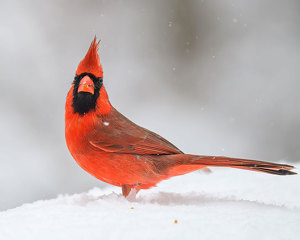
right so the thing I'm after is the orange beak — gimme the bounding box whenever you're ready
[78,76,94,94]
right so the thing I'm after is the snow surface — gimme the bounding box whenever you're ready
[0,165,299,240]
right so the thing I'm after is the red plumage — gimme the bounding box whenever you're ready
[65,38,296,197]
[76,38,103,78]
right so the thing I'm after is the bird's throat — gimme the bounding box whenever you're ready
[72,92,97,115]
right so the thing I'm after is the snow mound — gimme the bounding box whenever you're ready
[1,166,299,240]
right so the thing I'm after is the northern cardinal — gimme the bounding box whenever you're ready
[65,38,296,198]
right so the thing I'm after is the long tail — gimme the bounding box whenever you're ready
[165,155,297,176]
[192,156,296,175]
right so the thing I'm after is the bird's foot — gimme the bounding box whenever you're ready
[122,184,140,201]
[126,188,137,202]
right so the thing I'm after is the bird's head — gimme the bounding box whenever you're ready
[72,37,110,115]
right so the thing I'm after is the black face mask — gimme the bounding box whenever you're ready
[72,72,103,115]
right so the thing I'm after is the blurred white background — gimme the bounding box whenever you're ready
[0,0,299,211]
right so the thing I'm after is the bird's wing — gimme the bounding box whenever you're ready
[89,107,183,155]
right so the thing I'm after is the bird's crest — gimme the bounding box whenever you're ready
[76,37,103,78]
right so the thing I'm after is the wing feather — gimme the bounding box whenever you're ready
[89,107,182,155]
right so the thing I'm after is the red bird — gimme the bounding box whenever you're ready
[65,38,296,198]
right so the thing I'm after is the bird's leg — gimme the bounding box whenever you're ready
[122,184,131,197]
[126,188,137,201]
[122,184,141,201]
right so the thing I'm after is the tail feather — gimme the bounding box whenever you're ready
[192,156,296,175]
